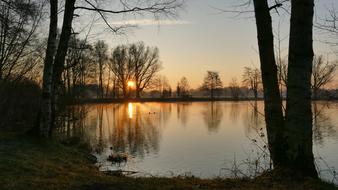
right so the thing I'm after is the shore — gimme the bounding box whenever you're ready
[67,97,338,105]
[0,130,336,190]
[70,97,263,105]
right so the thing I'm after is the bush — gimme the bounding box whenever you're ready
[0,79,41,130]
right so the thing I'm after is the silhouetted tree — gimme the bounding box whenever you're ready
[94,40,108,99]
[176,83,181,97]
[152,75,171,98]
[64,36,95,97]
[202,71,223,99]
[242,67,260,100]
[275,54,337,100]
[229,78,240,100]
[312,55,337,99]
[0,0,43,81]
[129,42,162,98]
[178,77,190,97]
[109,45,132,98]
[39,0,184,137]
[253,0,317,177]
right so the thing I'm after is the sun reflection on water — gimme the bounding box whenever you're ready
[128,103,133,119]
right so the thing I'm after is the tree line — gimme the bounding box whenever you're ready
[1,0,338,181]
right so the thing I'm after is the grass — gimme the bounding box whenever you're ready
[0,131,337,190]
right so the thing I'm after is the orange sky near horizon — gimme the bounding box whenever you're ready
[73,0,337,89]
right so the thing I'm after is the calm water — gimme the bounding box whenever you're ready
[57,101,338,183]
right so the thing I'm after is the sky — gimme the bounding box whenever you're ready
[72,0,338,89]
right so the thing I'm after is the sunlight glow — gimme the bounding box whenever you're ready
[127,81,135,88]
[128,103,133,119]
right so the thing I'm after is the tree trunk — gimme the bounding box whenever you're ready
[50,0,76,134]
[284,0,317,177]
[313,88,318,100]
[39,0,58,137]
[254,89,258,100]
[99,61,104,99]
[136,87,141,98]
[253,0,285,168]
[211,88,214,99]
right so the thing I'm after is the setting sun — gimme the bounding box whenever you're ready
[127,81,135,88]
[3,0,338,188]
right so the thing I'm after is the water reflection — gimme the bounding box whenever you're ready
[229,102,240,123]
[55,101,338,179]
[128,103,133,119]
[57,103,166,159]
[313,102,337,145]
[202,102,223,132]
[242,101,265,136]
[176,103,191,126]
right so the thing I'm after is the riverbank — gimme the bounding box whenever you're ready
[0,131,336,190]
[68,97,338,105]
[70,97,264,105]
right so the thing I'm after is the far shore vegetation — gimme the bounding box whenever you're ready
[1,0,338,189]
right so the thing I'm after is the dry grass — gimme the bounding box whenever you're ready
[0,132,336,190]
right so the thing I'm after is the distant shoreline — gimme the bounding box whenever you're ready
[67,97,338,105]
[68,97,262,104]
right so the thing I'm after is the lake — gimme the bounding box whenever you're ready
[56,101,338,183]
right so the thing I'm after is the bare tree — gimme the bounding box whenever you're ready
[242,67,260,100]
[0,0,43,81]
[229,77,241,100]
[312,55,337,99]
[201,71,222,99]
[275,54,337,100]
[64,36,94,97]
[39,0,184,137]
[94,40,108,99]
[109,45,133,98]
[129,42,162,98]
[178,77,190,97]
[151,75,171,98]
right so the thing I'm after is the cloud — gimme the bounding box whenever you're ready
[109,19,191,26]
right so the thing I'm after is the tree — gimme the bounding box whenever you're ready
[178,77,190,97]
[252,0,285,172]
[312,55,337,99]
[0,0,43,81]
[39,0,184,137]
[64,36,94,97]
[229,78,240,100]
[109,45,133,98]
[275,54,337,100]
[39,0,58,137]
[284,0,317,177]
[276,59,288,97]
[202,71,223,99]
[151,75,171,98]
[94,40,108,99]
[242,67,260,100]
[129,42,162,98]
[252,0,317,177]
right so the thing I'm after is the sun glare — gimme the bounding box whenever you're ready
[127,81,135,88]
[128,103,133,119]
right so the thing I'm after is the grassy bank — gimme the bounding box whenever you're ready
[0,131,336,190]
